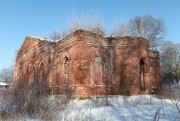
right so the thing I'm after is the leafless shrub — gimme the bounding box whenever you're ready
[91,96,112,107]
[0,78,70,120]
[153,107,161,121]
[159,85,180,120]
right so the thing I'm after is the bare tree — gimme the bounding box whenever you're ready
[0,66,14,84]
[161,41,180,84]
[50,30,63,41]
[50,28,69,41]
[127,15,167,50]
[110,22,128,37]
[49,12,106,41]
[109,15,167,50]
[66,11,105,34]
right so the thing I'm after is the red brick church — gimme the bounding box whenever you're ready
[14,29,161,96]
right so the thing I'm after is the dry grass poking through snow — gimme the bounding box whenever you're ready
[0,84,180,121]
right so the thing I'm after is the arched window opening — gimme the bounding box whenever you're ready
[30,67,36,84]
[140,58,145,91]
[64,56,69,83]
[64,56,69,74]
[31,68,36,83]
[39,63,45,82]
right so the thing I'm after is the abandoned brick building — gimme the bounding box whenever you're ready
[14,29,161,96]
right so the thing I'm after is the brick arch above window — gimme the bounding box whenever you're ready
[38,61,46,82]
[59,51,71,64]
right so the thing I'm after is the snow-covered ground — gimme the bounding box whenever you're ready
[1,94,180,121]
[54,95,180,121]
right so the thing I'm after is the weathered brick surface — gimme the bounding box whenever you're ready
[14,30,161,96]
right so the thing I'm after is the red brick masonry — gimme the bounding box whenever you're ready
[14,30,161,96]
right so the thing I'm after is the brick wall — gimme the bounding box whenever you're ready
[14,30,161,96]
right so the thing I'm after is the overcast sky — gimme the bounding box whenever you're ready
[0,0,180,70]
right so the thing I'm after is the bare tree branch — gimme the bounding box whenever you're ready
[127,15,167,50]
[0,67,14,84]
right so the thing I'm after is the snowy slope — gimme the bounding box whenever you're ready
[60,95,180,121]
[3,95,179,121]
